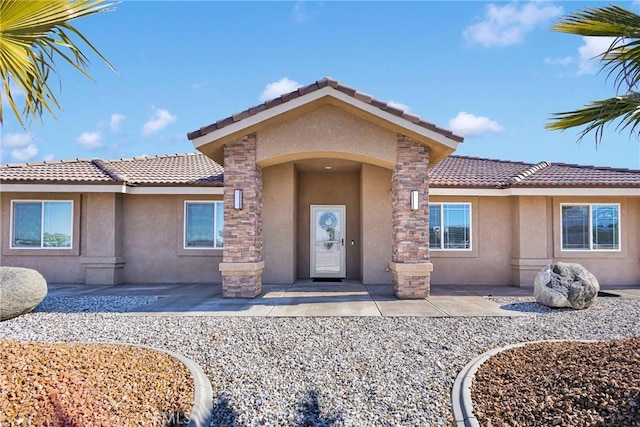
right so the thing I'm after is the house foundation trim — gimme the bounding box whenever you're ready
[510,258,553,287]
[80,256,125,285]
[389,262,433,299]
[219,261,265,298]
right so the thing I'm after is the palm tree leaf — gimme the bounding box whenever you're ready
[546,94,640,144]
[552,5,640,37]
[0,0,116,126]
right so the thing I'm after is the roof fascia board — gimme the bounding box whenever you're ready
[191,88,331,149]
[0,184,224,195]
[430,187,640,197]
[127,187,224,195]
[325,91,459,150]
[1,184,127,193]
[190,87,460,151]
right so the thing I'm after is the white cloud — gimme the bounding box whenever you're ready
[291,1,322,24]
[43,153,55,161]
[1,132,32,148]
[259,77,302,102]
[448,112,504,137]
[578,36,616,75]
[292,2,308,23]
[543,56,574,67]
[387,101,410,112]
[110,113,125,132]
[76,131,103,149]
[11,144,38,162]
[463,1,563,47]
[141,108,177,137]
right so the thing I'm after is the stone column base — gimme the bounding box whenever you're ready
[219,261,264,298]
[510,258,552,287]
[389,262,433,299]
[81,257,125,285]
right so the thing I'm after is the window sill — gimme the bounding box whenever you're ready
[555,250,626,259]
[430,250,477,258]
[177,248,224,257]
[3,247,79,256]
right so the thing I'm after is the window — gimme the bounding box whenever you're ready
[561,204,620,251]
[11,201,73,248]
[429,203,471,250]
[184,201,223,249]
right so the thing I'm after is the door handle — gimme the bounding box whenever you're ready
[341,238,344,246]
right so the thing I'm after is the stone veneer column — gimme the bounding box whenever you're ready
[218,134,264,298]
[389,134,432,299]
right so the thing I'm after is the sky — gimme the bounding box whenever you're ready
[2,0,640,171]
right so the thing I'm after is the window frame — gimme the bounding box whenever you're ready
[560,203,621,252]
[183,200,223,250]
[10,200,74,250]
[429,202,472,251]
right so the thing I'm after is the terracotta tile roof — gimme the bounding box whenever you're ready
[430,156,539,188]
[1,153,638,188]
[431,156,640,188]
[0,159,115,183]
[0,153,223,186]
[95,153,223,185]
[513,162,640,187]
[187,77,464,143]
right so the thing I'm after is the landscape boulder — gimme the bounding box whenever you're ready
[1,267,48,321]
[534,262,599,309]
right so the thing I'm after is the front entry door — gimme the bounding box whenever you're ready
[310,205,346,278]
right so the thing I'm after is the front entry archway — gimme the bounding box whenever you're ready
[310,205,346,278]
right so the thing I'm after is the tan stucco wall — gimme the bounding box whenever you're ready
[83,193,123,258]
[509,196,553,285]
[262,163,297,283]
[1,192,84,283]
[361,164,393,284]
[256,104,398,169]
[430,196,513,285]
[121,194,222,283]
[0,192,223,284]
[430,194,640,286]
[296,170,361,279]
[549,196,639,285]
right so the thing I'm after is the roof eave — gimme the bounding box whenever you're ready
[189,87,463,167]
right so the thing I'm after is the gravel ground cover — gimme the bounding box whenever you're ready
[472,338,640,426]
[0,295,639,426]
[0,340,193,426]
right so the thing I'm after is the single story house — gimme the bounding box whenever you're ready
[1,78,639,298]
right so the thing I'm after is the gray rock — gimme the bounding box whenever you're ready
[534,262,599,309]
[1,267,48,321]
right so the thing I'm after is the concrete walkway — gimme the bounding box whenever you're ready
[46,281,639,317]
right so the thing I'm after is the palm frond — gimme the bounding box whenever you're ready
[0,0,116,127]
[546,94,640,145]
[552,5,640,38]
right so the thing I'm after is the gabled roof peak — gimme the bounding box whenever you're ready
[187,77,464,143]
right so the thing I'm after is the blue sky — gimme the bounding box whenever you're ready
[2,0,640,170]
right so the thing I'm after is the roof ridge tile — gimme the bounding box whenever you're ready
[505,161,552,187]
[91,159,127,182]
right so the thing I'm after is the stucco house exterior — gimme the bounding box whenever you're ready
[1,78,639,298]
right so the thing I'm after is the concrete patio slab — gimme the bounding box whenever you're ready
[42,282,637,317]
[268,297,381,317]
[426,296,528,317]
[373,296,449,317]
[609,288,640,299]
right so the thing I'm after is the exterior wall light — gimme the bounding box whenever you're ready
[410,190,419,211]
[234,189,243,210]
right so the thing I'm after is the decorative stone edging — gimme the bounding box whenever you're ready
[451,339,597,427]
[74,342,213,427]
